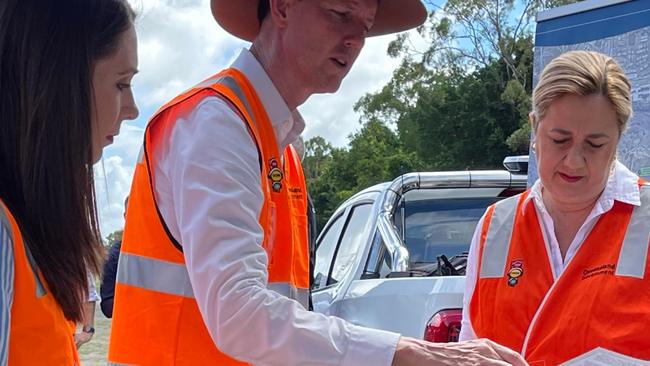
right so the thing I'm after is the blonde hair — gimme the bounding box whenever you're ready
[531,50,632,135]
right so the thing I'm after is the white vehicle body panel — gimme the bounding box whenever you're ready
[313,170,527,339]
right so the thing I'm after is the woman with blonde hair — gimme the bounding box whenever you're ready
[460,50,650,364]
[0,0,138,364]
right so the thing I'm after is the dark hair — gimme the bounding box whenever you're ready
[0,0,135,322]
[258,0,270,24]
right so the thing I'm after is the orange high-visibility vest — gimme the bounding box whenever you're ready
[108,68,310,365]
[469,182,650,365]
[1,201,79,365]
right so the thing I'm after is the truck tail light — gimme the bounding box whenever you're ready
[423,309,462,342]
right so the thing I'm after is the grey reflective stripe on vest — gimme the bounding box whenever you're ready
[479,195,519,278]
[216,76,255,124]
[0,207,10,236]
[193,75,222,89]
[616,186,650,278]
[24,244,46,297]
[117,252,195,298]
[194,75,257,129]
[117,252,310,307]
[0,207,46,297]
[136,144,145,164]
[267,282,310,309]
[108,362,133,366]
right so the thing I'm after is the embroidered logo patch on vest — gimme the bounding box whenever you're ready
[507,260,524,287]
[268,158,283,192]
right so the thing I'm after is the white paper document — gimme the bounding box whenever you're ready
[561,348,650,366]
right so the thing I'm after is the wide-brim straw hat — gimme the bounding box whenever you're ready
[211,0,427,42]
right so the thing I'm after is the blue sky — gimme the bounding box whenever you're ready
[94,0,425,238]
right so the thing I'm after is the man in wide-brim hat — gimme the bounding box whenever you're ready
[211,0,429,104]
[212,0,428,41]
[108,1,528,365]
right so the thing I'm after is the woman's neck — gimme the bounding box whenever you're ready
[542,192,598,218]
[542,189,600,260]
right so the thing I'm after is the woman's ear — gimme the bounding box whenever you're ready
[529,112,538,152]
[528,112,536,130]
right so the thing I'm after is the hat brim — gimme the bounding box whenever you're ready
[211,0,427,42]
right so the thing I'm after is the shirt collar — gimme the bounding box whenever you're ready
[522,160,641,215]
[231,48,305,150]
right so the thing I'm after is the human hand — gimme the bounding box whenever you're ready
[391,337,528,366]
[74,331,94,349]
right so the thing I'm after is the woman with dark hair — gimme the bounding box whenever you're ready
[0,0,138,364]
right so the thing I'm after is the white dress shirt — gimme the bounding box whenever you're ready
[153,48,400,366]
[459,161,642,340]
[87,273,99,302]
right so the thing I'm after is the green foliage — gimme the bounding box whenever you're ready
[303,136,333,180]
[386,0,580,148]
[106,229,123,247]
[506,121,532,153]
[303,122,422,229]
[355,46,531,170]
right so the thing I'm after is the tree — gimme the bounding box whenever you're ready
[356,51,529,170]
[303,136,333,181]
[378,0,581,152]
[391,0,580,81]
[106,229,123,247]
[303,122,423,230]
[303,137,339,229]
[346,119,422,188]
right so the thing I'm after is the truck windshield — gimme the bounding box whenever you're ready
[396,190,504,264]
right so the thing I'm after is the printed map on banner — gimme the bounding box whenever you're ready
[528,0,650,186]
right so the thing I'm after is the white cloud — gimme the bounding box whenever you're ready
[132,0,247,108]
[96,0,412,237]
[94,122,144,238]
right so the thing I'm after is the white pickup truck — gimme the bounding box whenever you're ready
[312,158,527,342]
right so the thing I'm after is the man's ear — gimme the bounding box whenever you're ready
[268,0,295,28]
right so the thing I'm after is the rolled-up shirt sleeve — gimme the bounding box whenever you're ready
[154,97,400,366]
[1,218,15,366]
[87,273,99,302]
